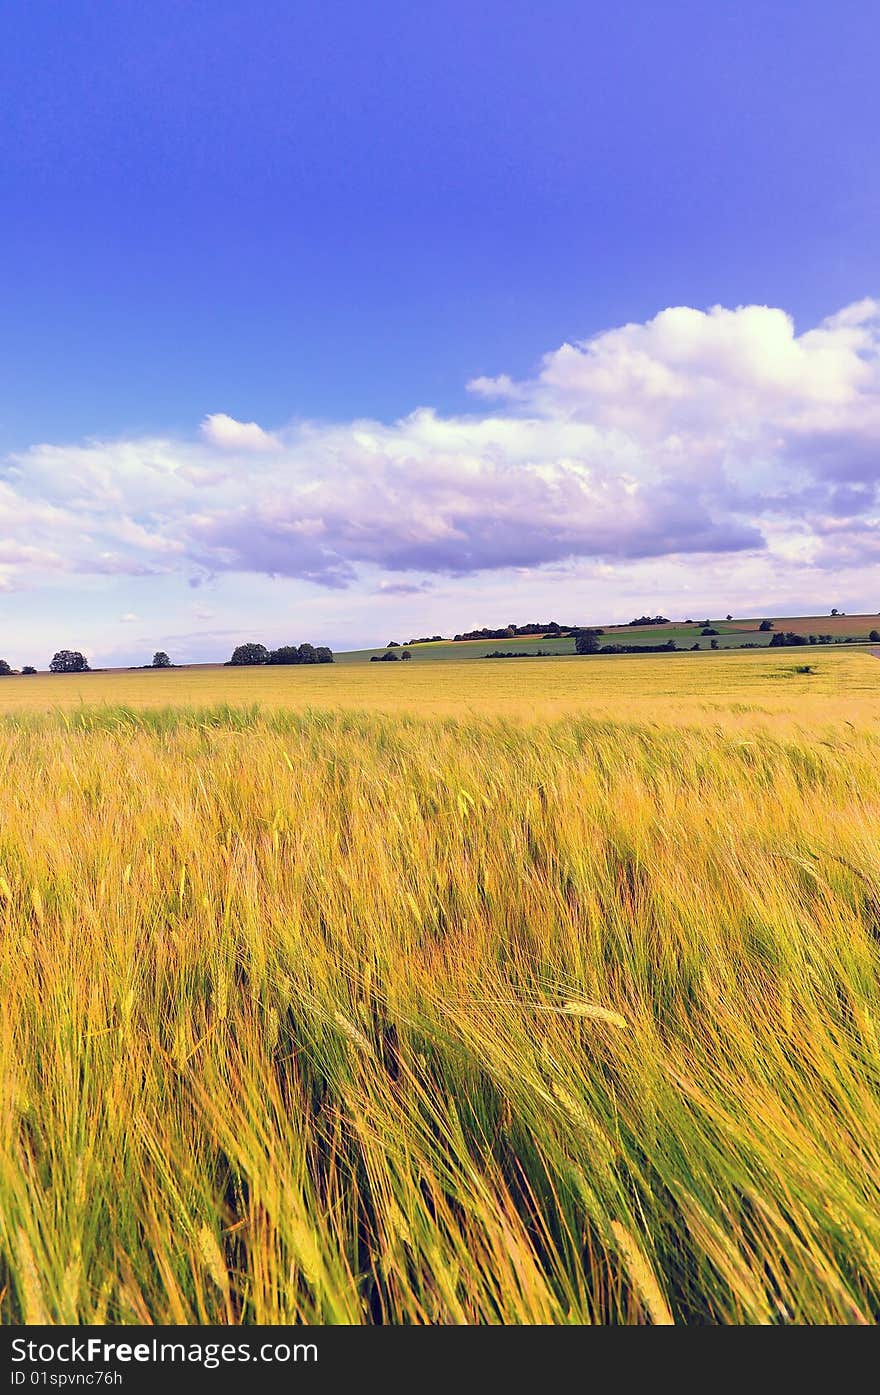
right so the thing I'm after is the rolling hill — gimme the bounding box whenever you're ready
[334,613,880,663]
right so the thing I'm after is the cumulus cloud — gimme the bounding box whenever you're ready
[469,300,880,422]
[200,413,280,451]
[2,299,880,598]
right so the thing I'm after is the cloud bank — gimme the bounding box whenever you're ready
[3,299,879,599]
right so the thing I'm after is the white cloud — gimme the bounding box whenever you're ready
[469,301,880,422]
[200,413,280,451]
[2,299,879,609]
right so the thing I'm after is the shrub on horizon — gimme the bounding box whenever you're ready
[227,643,269,666]
[49,649,90,673]
[267,646,301,665]
[265,644,334,665]
[574,628,604,655]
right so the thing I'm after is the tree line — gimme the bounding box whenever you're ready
[769,630,880,647]
[0,643,336,674]
[453,620,578,641]
[482,649,556,659]
[0,650,176,675]
[0,649,93,675]
[227,642,334,666]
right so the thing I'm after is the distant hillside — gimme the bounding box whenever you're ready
[335,613,880,663]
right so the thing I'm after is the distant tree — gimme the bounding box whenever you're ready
[484,649,555,659]
[691,643,700,650]
[809,635,818,645]
[387,641,400,648]
[152,651,171,668]
[0,659,12,676]
[400,649,412,661]
[267,645,301,665]
[21,665,37,675]
[726,614,733,621]
[758,619,774,632]
[227,642,269,666]
[454,623,575,642]
[316,646,334,664]
[575,628,603,655]
[831,608,839,616]
[265,643,330,664]
[49,650,90,673]
[701,627,719,636]
[598,640,679,655]
[870,630,880,642]
[710,638,719,650]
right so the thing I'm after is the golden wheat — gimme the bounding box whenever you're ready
[0,647,877,1323]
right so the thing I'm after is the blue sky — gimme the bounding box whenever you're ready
[1,0,878,665]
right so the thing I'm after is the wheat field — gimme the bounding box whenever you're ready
[1,648,879,1323]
